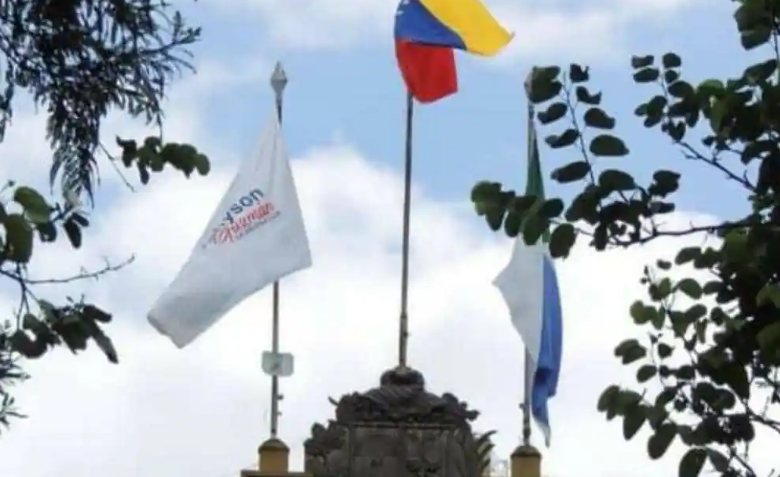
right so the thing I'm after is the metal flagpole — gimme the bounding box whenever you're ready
[522,351,533,444]
[521,69,536,446]
[269,61,288,438]
[398,91,414,368]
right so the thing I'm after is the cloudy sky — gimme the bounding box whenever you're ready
[0,1,775,477]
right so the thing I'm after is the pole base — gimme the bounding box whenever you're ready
[510,444,541,477]
[258,437,290,473]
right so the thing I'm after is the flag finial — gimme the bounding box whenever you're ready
[270,61,288,101]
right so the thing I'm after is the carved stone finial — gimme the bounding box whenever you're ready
[379,365,425,386]
[305,366,490,477]
[328,366,479,426]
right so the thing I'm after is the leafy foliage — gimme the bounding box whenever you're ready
[0,0,210,433]
[472,1,780,476]
[0,0,200,203]
[475,430,497,477]
[0,137,209,433]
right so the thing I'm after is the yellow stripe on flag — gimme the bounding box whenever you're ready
[419,0,513,56]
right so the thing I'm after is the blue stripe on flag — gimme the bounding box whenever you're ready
[532,255,563,445]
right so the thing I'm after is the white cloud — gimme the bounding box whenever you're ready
[0,52,776,477]
[203,0,706,63]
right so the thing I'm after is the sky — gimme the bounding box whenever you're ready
[0,1,777,477]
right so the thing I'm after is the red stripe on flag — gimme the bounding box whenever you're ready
[395,40,458,104]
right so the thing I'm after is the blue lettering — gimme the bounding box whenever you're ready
[222,189,265,224]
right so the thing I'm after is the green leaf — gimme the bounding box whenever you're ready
[538,199,564,219]
[695,320,708,343]
[662,52,682,69]
[614,338,641,356]
[70,213,89,227]
[472,181,510,221]
[117,137,138,166]
[705,448,729,472]
[649,277,673,301]
[651,308,665,329]
[64,217,83,249]
[137,163,150,185]
[684,303,707,321]
[676,278,702,299]
[193,153,210,176]
[637,365,657,383]
[630,301,656,325]
[521,215,548,246]
[545,129,579,148]
[741,26,772,50]
[485,208,505,231]
[8,330,46,358]
[757,321,780,351]
[709,98,729,133]
[82,305,112,323]
[510,194,538,214]
[504,211,522,237]
[756,283,780,307]
[631,55,654,69]
[657,343,673,359]
[724,364,750,399]
[679,448,706,477]
[537,102,568,124]
[649,170,681,196]
[471,181,502,203]
[597,385,620,411]
[13,186,50,224]
[583,108,616,129]
[622,344,647,365]
[733,2,767,32]
[533,66,561,83]
[575,86,601,105]
[565,189,598,222]
[667,81,695,99]
[549,223,576,258]
[675,246,701,265]
[551,161,591,183]
[647,423,676,459]
[676,365,695,380]
[590,135,629,157]
[656,259,672,270]
[36,221,56,242]
[4,213,33,263]
[697,79,725,98]
[744,59,777,84]
[569,64,589,83]
[22,313,45,332]
[143,135,162,150]
[634,68,660,83]
[598,169,636,191]
[527,75,563,103]
[86,322,119,363]
[623,407,646,439]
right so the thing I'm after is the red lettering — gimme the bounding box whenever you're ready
[248,207,263,221]
[215,227,234,244]
[210,202,278,246]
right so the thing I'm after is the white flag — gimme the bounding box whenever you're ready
[147,110,312,348]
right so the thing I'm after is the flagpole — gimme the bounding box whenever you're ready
[398,91,414,368]
[269,61,287,438]
[521,70,536,446]
[522,350,532,445]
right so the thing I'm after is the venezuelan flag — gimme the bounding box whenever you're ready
[394,0,512,103]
